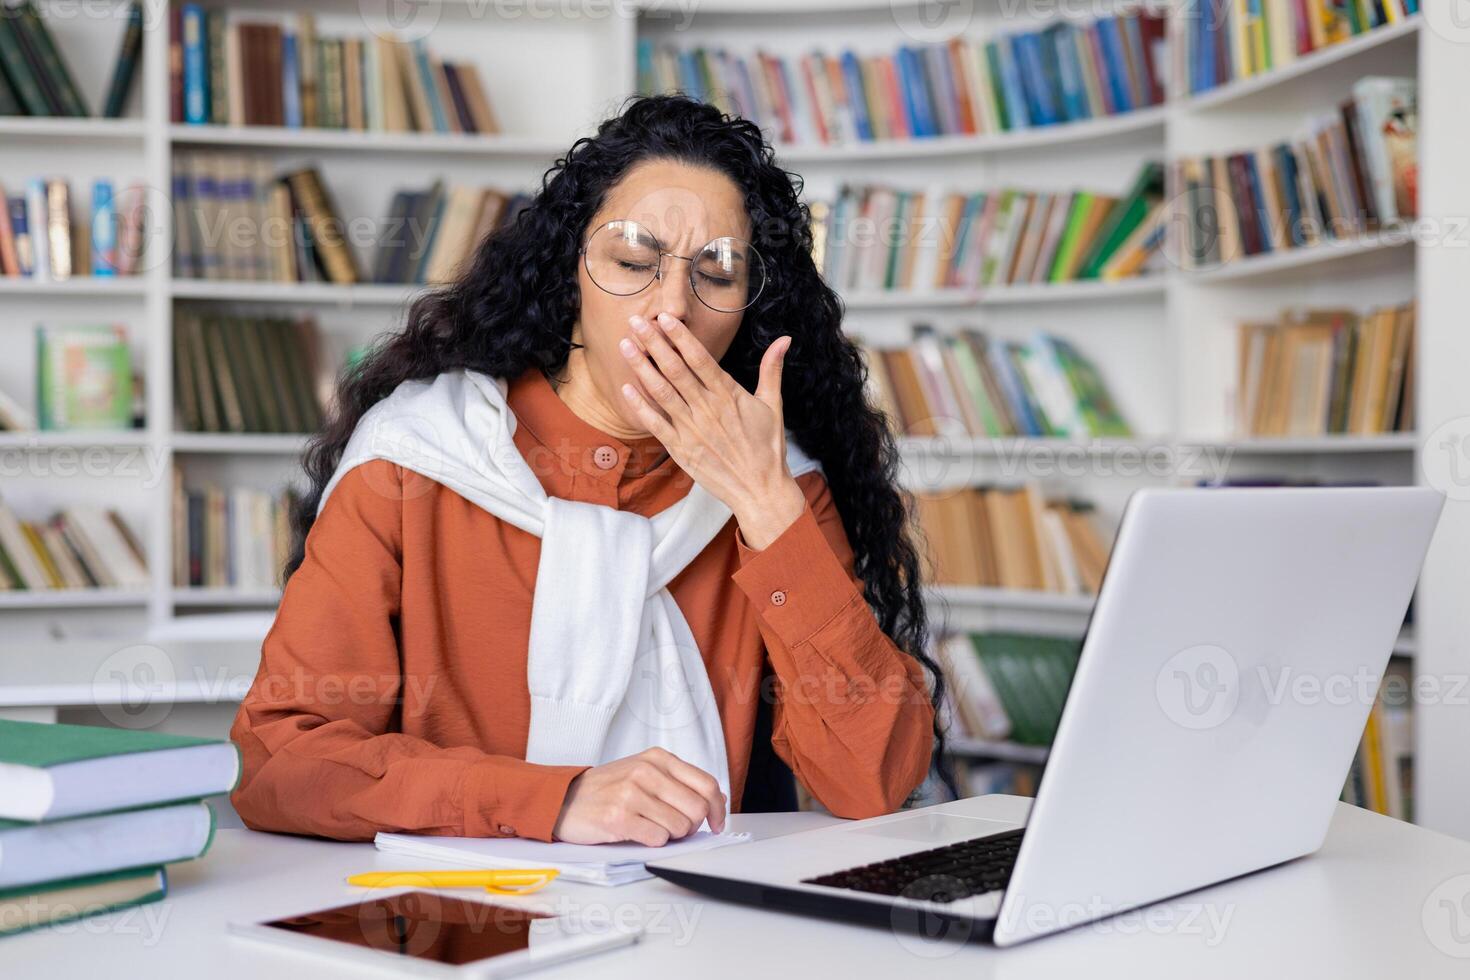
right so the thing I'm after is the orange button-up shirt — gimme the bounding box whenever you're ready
[229,365,935,842]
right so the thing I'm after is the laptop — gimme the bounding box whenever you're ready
[647,487,1444,946]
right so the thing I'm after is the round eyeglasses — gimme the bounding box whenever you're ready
[578,219,767,313]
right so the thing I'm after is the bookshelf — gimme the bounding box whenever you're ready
[3,2,1462,834]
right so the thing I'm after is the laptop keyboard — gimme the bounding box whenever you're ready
[800,829,1024,903]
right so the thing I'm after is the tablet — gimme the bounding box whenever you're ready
[227,890,641,978]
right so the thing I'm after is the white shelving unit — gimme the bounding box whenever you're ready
[4,2,1461,833]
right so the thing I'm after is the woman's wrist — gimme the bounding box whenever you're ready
[734,476,807,551]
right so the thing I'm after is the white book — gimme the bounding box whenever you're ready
[1041,509,1083,595]
[66,506,148,589]
[374,829,751,886]
[1352,76,1416,226]
[938,633,1012,741]
[0,802,215,890]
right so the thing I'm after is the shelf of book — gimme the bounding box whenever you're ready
[926,585,1096,615]
[169,279,416,306]
[1177,16,1421,114]
[0,117,147,142]
[844,277,1165,311]
[167,124,568,158]
[164,278,1167,312]
[0,277,147,298]
[945,736,1050,765]
[167,433,310,455]
[0,430,151,450]
[898,436,1165,457]
[1183,229,1415,284]
[1183,434,1419,454]
[171,587,283,607]
[0,589,151,609]
[775,106,1169,164]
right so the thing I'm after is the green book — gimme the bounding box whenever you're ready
[944,336,1006,437]
[1047,192,1095,283]
[983,42,1009,131]
[0,15,49,115]
[0,866,166,938]
[0,60,21,115]
[0,801,216,892]
[0,719,240,822]
[15,1,89,116]
[1077,161,1165,280]
[971,633,1082,746]
[35,325,134,431]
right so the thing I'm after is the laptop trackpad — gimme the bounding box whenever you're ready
[846,813,1015,845]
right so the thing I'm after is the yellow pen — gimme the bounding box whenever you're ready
[347,868,560,895]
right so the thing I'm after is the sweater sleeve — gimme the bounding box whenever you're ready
[731,470,935,818]
[228,459,588,843]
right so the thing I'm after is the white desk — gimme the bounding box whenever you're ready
[9,804,1470,978]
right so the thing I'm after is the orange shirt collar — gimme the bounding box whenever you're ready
[506,366,674,486]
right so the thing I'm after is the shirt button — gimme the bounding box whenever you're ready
[498,824,516,835]
[593,445,618,470]
[770,590,787,606]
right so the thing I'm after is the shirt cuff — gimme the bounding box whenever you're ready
[463,758,590,842]
[733,499,864,648]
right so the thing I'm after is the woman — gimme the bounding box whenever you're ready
[229,94,949,848]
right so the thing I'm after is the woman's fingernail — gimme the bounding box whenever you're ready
[619,338,636,355]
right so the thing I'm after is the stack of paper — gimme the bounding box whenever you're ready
[373,830,751,886]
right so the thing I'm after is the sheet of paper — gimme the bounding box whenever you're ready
[375,829,749,869]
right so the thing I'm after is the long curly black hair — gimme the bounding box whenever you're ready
[285,92,954,798]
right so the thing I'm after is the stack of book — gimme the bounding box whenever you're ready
[1232,302,1414,437]
[914,484,1109,593]
[638,10,1166,148]
[172,468,297,592]
[172,310,324,434]
[1342,658,1413,821]
[935,631,1082,746]
[169,7,500,133]
[373,180,532,285]
[0,719,239,937]
[813,163,1165,291]
[0,179,150,280]
[0,496,148,591]
[1175,76,1417,268]
[1181,0,1418,97]
[35,324,137,430]
[0,0,142,118]
[864,328,1130,440]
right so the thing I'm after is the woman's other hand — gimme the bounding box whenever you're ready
[551,746,727,846]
